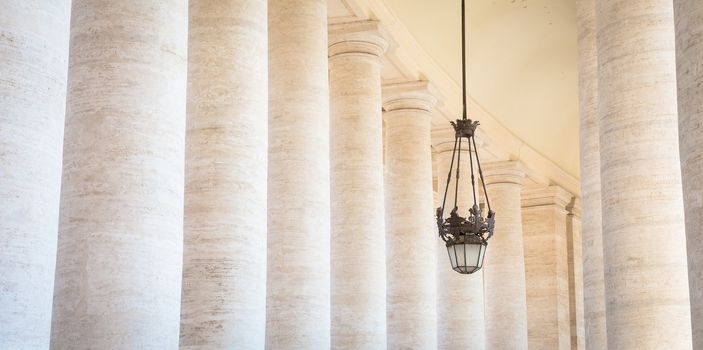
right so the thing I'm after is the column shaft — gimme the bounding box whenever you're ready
[0,1,70,348]
[329,22,387,349]
[435,135,486,350]
[522,186,573,350]
[576,0,608,348]
[482,161,529,350]
[598,0,692,347]
[267,0,331,348]
[566,202,585,350]
[383,82,438,350]
[180,1,267,348]
[674,1,703,347]
[51,0,188,348]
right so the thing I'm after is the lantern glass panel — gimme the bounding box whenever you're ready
[466,243,480,267]
[448,244,457,269]
[446,240,487,274]
[455,243,466,268]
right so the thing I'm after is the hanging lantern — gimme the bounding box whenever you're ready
[436,119,495,274]
[436,0,496,275]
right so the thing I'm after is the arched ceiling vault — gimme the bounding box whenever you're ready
[328,0,580,194]
[384,0,579,178]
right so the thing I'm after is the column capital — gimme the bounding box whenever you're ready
[568,197,581,217]
[382,81,440,113]
[329,20,389,60]
[482,161,525,186]
[521,185,574,210]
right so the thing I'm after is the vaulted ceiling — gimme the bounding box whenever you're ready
[384,0,579,177]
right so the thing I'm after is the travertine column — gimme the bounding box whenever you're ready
[329,21,388,349]
[434,129,486,350]
[522,186,573,350]
[566,200,585,350]
[180,1,267,348]
[482,161,528,350]
[51,1,187,348]
[674,1,703,347]
[267,0,330,348]
[576,0,607,348]
[383,81,438,350]
[0,2,70,348]
[598,0,692,348]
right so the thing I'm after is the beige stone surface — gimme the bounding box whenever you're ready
[522,186,573,350]
[179,1,267,348]
[383,81,438,350]
[267,0,331,348]
[329,21,388,350]
[598,0,692,348]
[434,131,486,350]
[674,1,703,347]
[0,1,70,348]
[50,0,188,348]
[575,0,607,348]
[482,161,529,350]
[566,201,585,350]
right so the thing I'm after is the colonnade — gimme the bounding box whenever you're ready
[3,0,703,349]
[578,0,703,348]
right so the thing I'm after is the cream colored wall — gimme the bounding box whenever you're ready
[385,0,579,177]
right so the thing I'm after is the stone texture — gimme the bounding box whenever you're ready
[566,200,585,350]
[434,129,486,350]
[575,0,607,348]
[179,1,267,348]
[0,1,70,348]
[522,186,573,350]
[383,81,438,350]
[674,1,703,347]
[267,0,331,348]
[50,1,188,348]
[329,21,388,350]
[597,0,693,348]
[482,161,529,350]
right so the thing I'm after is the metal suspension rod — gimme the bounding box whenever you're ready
[454,136,462,210]
[440,137,459,218]
[468,135,478,208]
[472,135,491,211]
[461,0,468,120]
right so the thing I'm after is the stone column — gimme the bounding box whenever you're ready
[482,161,529,350]
[328,21,388,349]
[521,186,573,350]
[0,2,70,348]
[383,81,438,350]
[434,129,486,350]
[50,0,187,348]
[566,200,585,350]
[674,1,703,347]
[267,0,330,348]
[576,0,607,348]
[179,1,267,348]
[598,0,692,348]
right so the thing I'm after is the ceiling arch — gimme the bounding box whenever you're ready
[385,0,579,177]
